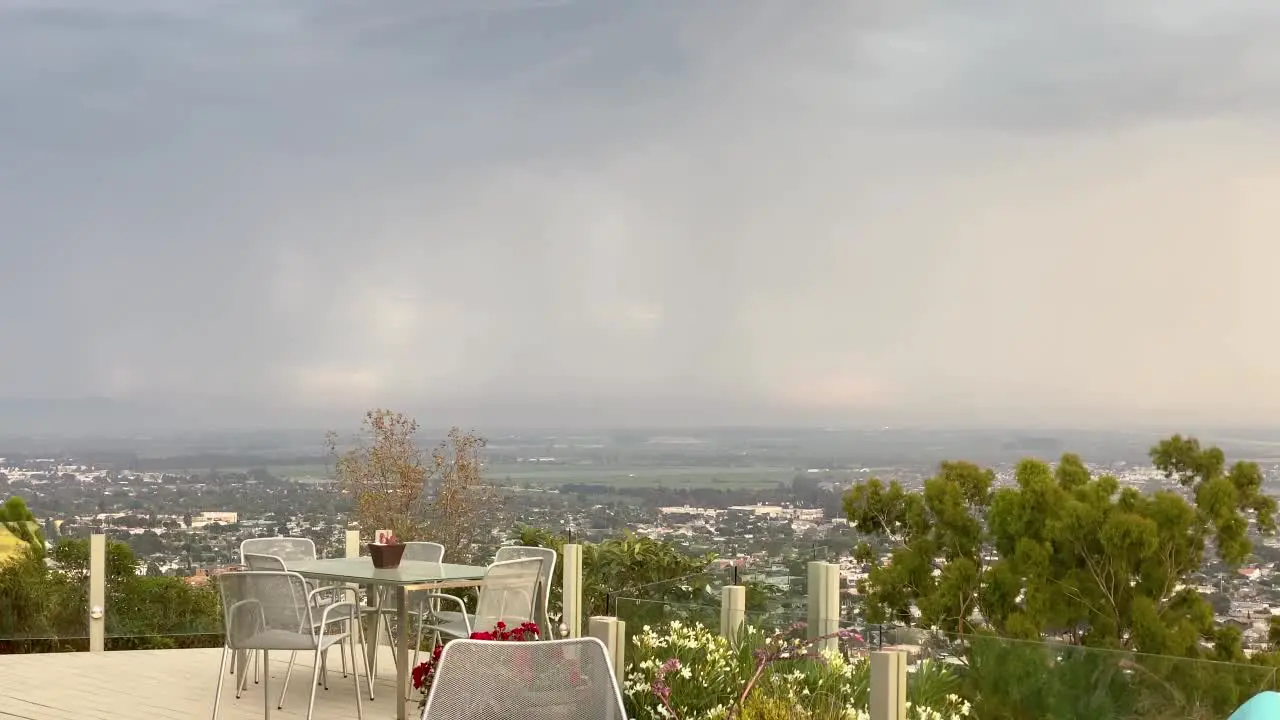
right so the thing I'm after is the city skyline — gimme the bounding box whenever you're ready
[4,1,1280,430]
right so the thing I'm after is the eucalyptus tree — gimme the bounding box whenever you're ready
[844,435,1280,718]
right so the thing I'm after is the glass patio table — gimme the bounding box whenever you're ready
[289,558,488,720]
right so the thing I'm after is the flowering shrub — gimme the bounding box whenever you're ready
[625,621,970,720]
[411,621,540,708]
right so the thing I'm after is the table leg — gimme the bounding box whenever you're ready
[365,584,381,677]
[397,586,410,720]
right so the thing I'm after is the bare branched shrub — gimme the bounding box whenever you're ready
[423,427,494,563]
[327,409,494,560]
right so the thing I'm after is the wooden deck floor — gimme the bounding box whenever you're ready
[0,646,413,720]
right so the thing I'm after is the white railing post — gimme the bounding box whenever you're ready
[345,528,365,624]
[563,544,584,638]
[806,561,840,652]
[347,526,380,669]
[89,530,105,652]
[821,562,840,649]
[720,585,746,641]
[588,616,626,684]
[345,528,361,559]
[807,561,822,638]
[870,649,907,720]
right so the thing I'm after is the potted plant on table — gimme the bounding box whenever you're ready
[369,530,406,569]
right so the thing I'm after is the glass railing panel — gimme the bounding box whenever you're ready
[0,529,90,652]
[103,558,224,650]
[614,596,722,647]
[595,567,732,636]
[916,630,1280,720]
[619,604,968,720]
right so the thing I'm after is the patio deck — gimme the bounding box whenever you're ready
[0,647,413,720]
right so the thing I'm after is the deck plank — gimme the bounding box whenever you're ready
[0,647,414,720]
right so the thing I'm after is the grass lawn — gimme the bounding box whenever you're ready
[486,464,796,489]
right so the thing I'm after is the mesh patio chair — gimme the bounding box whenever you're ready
[420,637,626,720]
[404,542,446,563]
[234,538,321,686]
[416,557,544,663]
[212,570,368,720]
[241,537,317,564]
[240,554,368,707]
[493,546,557,639]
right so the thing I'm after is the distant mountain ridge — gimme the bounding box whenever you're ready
[0,396,244,435]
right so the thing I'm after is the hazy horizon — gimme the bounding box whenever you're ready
[4,1,1280,432]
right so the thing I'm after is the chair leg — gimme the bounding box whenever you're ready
[349,632,364,720]
[263,650,272,720]
[321,647,329,690]
[357,612,375,701]
[368,587,385,680]
[412,612,425,671]
[237,651,250,697]
[277,651,297,709]
[305,646,323,720]
[212,646,229,720]
[255,649,261,683]
[382,613,399,673]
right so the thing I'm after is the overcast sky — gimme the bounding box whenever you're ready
[2,0,1280,430]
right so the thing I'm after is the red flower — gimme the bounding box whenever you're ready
[412,622,543,705]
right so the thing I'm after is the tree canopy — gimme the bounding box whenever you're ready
[0,495,43,554]
[844,435,1278,656]
[327,409,493,559]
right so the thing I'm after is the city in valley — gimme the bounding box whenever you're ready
[5,425,1280,653]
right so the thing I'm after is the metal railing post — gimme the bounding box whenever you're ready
[89,530,105,652]
[587,616,626,684]
[720,585,746,641]
[563,544,584,638]
[870,649,907,720]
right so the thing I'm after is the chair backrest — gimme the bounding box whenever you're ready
[421,637,626,720]
[494,546,557,637]
[243,552,288,571]
[240,537,316,564]
[404,541,445,563]
[473,558,544,633]
[217,570,314,649]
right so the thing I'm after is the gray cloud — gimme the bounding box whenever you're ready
[2,0,1280,430]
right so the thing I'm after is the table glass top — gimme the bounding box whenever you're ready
[288,558,487,585]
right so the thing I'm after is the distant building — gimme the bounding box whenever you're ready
[658,506,719,517]
[185,565,239,586]
[727,505,789,518]
[191,511,238,528]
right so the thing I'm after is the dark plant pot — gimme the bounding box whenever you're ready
[369,542,406,569]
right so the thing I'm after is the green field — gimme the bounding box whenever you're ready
[149,463,330,477]
[485,464,796,489]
